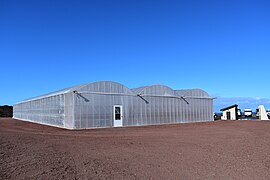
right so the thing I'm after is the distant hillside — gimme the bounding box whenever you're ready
[0,105,13,117]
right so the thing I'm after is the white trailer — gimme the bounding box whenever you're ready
[244,109,252,117]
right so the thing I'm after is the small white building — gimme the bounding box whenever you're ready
[257,105,269,120]
[221,104,238,120]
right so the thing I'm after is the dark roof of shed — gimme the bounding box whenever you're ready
[220,104,238,111]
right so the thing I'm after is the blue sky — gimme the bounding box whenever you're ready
[1,0,270,111]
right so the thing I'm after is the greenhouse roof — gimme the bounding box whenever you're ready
[16,81,212,104]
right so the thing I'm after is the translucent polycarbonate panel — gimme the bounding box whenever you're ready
[14,81,214,129]
[146,85,175,96]
[13,94,65,128]
[78,81,134,95]
[131,86,148,94]
[73,95,213,129]
[175,89,211,98]
[64,93,74,129]
[73,81,133,128]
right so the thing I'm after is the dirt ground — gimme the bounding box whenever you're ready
[1,118,270,179]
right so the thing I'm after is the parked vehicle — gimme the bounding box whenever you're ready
[256,108,259,118]
[244,109,252,117]
[237,109,242,117]
[267,110,270,119]
[213,113,222,120]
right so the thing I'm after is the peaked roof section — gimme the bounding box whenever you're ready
[175,89,211,98]
[220,104,238,111]
[16,81,212,104]
[131,84,175,96]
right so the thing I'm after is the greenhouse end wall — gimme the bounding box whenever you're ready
[13,81,214,129]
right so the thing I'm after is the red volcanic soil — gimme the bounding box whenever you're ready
[1,118,270,179]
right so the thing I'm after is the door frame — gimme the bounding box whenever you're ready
[113,105,123,127]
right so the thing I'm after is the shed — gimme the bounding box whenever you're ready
[220,104,239,120]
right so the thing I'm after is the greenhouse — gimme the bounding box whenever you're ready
[13,81,214,129]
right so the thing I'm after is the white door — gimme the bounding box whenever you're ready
[113,105,123,127]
